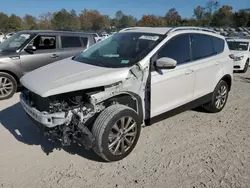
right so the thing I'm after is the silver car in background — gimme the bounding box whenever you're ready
[0,30,96,100]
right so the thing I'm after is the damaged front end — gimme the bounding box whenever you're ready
[20,87,105,149]
[20,64,148,150]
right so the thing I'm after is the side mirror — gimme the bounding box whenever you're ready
[25,45,36,54]
[156,57,177,69]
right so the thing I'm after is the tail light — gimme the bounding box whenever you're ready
[3,35,7,40]
[229,54,235,60]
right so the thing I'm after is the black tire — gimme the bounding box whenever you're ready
[241,60,249,73]
[0,72,17,100]
[204,80,229,113]
[92,104,141,162]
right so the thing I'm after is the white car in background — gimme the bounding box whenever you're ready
[227,39,250,73]
[6,32,16,39]
[0,32,6,43]
[101,33,109,38]
[91,33,103,43]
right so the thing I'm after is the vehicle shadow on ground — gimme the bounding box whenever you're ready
[0,102,103,162]
[192,106,210,113]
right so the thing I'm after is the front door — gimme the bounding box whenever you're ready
[150,34,195,118]
[20,35,60,74]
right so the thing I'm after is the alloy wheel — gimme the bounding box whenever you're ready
[0,76,14,98]
[108,116,137,155]
[215,85,228,109]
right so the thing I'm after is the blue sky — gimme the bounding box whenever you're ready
[2,0,250,19]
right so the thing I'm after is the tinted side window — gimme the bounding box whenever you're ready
[212,37,224,54]
[158,34,191,65]
[81,37,88,47]
[61,36,82,48]
[192,34,214,60]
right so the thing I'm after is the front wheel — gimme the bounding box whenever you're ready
[0,72,17,100]
[92,105,141,162]
[204,80,229,113]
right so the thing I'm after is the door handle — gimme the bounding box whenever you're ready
[10,56,20,60]
[185,69,194,75]
[50,54,59,58]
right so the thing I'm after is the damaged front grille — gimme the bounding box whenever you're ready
[21,88,97,149]
[22,88,50,112]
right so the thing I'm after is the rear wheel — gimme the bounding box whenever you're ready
[204,80,229,113]
[0,72,17,100]
[92,105,141,162]
[241,60,249,73]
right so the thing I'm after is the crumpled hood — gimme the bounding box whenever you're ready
[20,58,131,97]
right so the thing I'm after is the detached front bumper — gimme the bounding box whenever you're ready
[20,94,68,128]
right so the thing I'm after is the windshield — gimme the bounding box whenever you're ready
[0,33,32,52]
[73,32,164,68]
[227,41,249,51]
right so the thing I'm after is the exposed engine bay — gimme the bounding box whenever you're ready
[21,87,107,149]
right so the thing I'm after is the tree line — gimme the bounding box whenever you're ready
[0,0,250,33]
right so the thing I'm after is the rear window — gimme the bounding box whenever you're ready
[192,34,214,60]
[211,37,225,54]
[61,36,82,48]
[81,37,88,47]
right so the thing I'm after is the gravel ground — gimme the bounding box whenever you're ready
[0,71,250,188]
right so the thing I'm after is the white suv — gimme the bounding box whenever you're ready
[227,38,250,73]
[19,27,234,162]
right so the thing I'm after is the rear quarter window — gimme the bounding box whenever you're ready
[61,36,82,48]
[211,37,225,54]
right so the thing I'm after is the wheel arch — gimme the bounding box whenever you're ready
[220,74,232,91]
[101,92,144,123]
[0,70,20,85]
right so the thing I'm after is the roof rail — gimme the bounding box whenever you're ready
[168,27,217,34]
[119,27,144,32]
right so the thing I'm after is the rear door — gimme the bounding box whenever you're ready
[191,34,224,99]
[59,35,84,59]
[20,34,60,74]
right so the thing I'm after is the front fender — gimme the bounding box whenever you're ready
[0,59,22,78]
